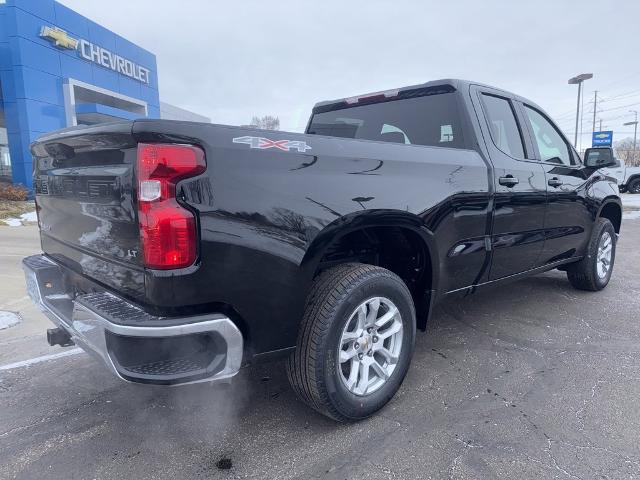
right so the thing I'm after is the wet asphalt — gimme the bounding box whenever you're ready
[1,220,640,479]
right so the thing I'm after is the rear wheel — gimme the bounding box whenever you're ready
[566,218,616,291]
[286,263,416,422]
[628,178,640,194]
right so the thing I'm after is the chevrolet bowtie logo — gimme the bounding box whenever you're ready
[39,26,78,50]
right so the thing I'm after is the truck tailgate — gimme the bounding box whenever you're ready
[30,122,144,299]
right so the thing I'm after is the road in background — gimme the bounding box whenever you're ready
[1,217,640,479]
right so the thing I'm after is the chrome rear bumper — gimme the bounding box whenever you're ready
[22,254,243,385]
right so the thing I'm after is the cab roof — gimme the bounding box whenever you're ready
[312,79,530,114]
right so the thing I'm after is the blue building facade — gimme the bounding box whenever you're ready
[0,0,160,189]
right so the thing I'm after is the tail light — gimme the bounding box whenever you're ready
[137,143,206,269]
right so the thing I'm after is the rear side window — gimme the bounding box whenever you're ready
[307,93,465,149]
[480,94,525,158]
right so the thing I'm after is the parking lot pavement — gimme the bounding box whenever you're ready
[1,220,640,480]
[0,226,56,365]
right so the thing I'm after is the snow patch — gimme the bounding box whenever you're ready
[0,311,21,330]
[3,218,22,227]
[621,194,640,209]
[20,211,37,222]
[2,211,37,227]
[622,194,640,221]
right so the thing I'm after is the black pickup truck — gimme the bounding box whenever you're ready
[23,79,621,421]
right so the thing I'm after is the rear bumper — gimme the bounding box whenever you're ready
[22,254,243,385]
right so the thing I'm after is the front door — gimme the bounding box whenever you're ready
[471,87,547,280]
[519,103,593,264]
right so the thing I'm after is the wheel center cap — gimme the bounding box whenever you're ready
[360,334,372,351]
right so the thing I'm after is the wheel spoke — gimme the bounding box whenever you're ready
[377,320,402,340]
[340,345,359,363]
[366,298,381,326]
[371,360,389,380]
[356,305,367,331]
[374,305,398,329]
[374,345,399,365]
[354,360,370,395]
[345,358,359,390]
[341,331,359,344]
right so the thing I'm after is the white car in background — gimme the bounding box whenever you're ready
[584,147,640,194]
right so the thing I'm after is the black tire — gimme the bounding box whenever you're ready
[628,178,640,194]
[286,263,416,422]
[566,218,616,291]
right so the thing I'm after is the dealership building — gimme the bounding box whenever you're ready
[0,0,208,189]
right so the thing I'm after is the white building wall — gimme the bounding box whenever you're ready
[160,102,210,123]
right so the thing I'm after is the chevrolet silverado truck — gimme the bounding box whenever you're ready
[23,79,622,422]
[584,146,640,193]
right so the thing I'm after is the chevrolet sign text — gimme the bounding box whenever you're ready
[79,40,150,84]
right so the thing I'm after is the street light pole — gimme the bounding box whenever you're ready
[574,81,582,148]
[592,90,597,134]
[632,111,637,158]
[568,73,593,149]
[624,111,638,163]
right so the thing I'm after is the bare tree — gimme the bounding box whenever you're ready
[614,138,640,167]
[250,115,280,130]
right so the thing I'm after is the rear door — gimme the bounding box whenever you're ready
[470,86,547,279]
[518,103,593,264]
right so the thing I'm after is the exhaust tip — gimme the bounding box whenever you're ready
[47,327,74,347]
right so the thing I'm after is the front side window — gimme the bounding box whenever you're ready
[307,92,466,149]
[480,94,525,158]
[524,106,574,165]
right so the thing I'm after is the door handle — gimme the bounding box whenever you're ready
[498,175,519,187]
[548,177,563,188]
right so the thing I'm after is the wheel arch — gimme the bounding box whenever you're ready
[300,209,439,330]
[597,197,622,234]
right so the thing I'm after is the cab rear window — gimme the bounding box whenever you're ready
[307,93,465,149]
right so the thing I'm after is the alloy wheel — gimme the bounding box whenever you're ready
[596,231,613,279]
[337,297,403,396]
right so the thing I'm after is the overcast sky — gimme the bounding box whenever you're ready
[59,0,640,150]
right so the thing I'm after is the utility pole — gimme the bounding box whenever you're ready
[568,74,593,148]
[599,119,602,131]
[592,90,597,133]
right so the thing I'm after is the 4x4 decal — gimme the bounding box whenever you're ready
[232,136,312,153]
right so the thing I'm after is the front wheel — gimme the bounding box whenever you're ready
[286,263,416,422]
[628,178,640,194]
[566,218,616,291]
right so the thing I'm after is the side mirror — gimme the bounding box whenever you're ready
[584,147,617,168]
